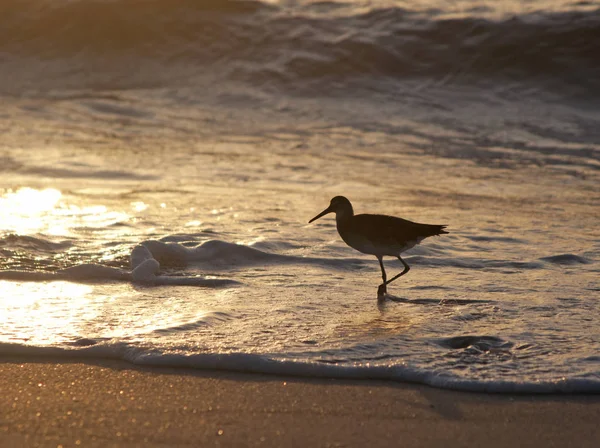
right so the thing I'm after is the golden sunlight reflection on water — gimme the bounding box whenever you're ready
[0,187,130,237]
[0,280,216,345]
[0,187,62,235]
[0,281,95,344]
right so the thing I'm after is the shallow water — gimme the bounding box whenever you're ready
[0,0,599,393]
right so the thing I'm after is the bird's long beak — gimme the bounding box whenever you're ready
[309,206,333,223]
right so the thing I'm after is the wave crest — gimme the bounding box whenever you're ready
[1,1,599,93]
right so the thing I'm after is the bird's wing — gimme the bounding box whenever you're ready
[349,214,447,245]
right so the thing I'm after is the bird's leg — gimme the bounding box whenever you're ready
[377,256,387,296]
[384,256,410,286]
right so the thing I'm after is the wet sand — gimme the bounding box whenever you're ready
[1,358,599,447]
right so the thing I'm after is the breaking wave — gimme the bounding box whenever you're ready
[1,0,599,94]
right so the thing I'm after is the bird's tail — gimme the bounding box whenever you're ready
[429,224,449,236]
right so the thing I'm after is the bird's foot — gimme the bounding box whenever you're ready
[377,284,387,298]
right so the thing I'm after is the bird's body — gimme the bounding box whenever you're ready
[309,196,448,297]
[337,213,444,257]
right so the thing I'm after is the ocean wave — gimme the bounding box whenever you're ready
[0,234,72,252]
[0,238,369,284]
[1,341,599,394]
[1,0,599,93]
[540,254,592,265]
[149,311,237,334]
[435,335,511,350]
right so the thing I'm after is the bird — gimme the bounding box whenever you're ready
[308,196,448,297]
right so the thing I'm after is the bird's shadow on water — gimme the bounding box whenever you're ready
[377,294,492,307]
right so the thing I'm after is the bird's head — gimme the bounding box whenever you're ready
[309,196,354,223]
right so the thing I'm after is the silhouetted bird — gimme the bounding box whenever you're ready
[309,196,448,297]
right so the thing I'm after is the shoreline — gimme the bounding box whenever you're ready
[2,357,599,447]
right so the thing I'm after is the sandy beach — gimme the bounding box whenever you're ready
[1,358,598,447]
